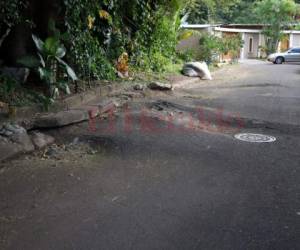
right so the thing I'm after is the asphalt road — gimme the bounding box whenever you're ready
[0,60,300,250]
[175,60,300,126]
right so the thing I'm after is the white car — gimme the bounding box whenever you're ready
[267,47,300,64]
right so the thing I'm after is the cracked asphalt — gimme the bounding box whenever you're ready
[0,60,300,250]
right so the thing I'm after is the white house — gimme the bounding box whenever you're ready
[179,24,300,61]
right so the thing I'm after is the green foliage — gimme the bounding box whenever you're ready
[0,74,37,106]
[186,0,298,25]
[295,23,300,30]
[63,0,192,79]
[219,0,258,23]
[198,34,223,63]
[187,0,297,55]
[221,34,244,60]
[134,14,179,72]
[149,52,174,72]
[0,75,19,105]
[0,0,28,30]
[186,0,241,23]
[255,0,297,53]
[19,21,77,103]
[63,0,117,80]
[70,32,116,80]
[33,93,55,111]
[196,33,243,63]
[131,1,194,72]
[31,33,77,96]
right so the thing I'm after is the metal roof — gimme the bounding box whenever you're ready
[180,24,221,29]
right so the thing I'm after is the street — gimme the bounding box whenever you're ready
[0,60,300,250]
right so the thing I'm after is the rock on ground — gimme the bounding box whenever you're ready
[10,133,35,152]
[182,62,212,80]
[0,123,26,135]
[148,81,173,91]
[0,123,34,162]
[0,139,26,161]
[33,110,89,128]
[97,100,117,112]
[30,131,55,149]
[133,84,145,91]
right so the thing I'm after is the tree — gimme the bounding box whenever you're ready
[186,0,300,25]
[186,0,241,24]
[0,0,28,48]
[255,0,297,53]
[219,0,258,24]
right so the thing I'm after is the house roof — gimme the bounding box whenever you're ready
[221,24,265,30]
[215,27,300,34]
[182,23,300,34]
[215,27,262,33]
[180,24,221,29]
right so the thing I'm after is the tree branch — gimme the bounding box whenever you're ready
[0,28,11,48]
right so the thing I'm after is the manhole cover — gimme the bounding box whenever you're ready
[234,133,276,143]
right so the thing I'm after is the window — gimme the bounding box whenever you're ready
[249,37,253,53]
[290,48,300,53]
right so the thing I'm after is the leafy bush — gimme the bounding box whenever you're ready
[19,29,77,99]
[0,74,19,105]
[198,34,223,63]
[255,0,297,54]
[0,74,37,107]
[3,0,194,86]
[220,34,243,61]
[146,52,173,73]
[63,0,190,79]
[197,33,243,63]
[69,32,116,80]
[64,0,116,81]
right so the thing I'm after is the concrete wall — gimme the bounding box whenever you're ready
[291,34,300,47]
[243,33,259,59]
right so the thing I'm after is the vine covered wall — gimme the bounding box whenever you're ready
[0,0,192,80]
[63,0,190,79]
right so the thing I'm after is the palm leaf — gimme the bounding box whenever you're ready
[56,57,78,81]
[56,45,66,58]
[32,34,44,52]
[44,37,59,55]
[37,53,46,67]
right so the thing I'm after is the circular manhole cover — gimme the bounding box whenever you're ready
[234,133,276,143]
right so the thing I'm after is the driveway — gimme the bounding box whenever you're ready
[0,60,300,250]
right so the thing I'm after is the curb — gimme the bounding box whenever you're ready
[0,83,124,162]
[0,99,119,163]
[0,83,123,124]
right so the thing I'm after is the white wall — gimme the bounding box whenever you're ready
[291,34,300,47]
[243,33,260,59]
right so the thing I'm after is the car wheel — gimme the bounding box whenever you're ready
[275,57,284,64]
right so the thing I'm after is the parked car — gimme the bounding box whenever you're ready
[267,47,300,64]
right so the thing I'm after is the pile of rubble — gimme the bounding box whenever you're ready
[0,123,54,162]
